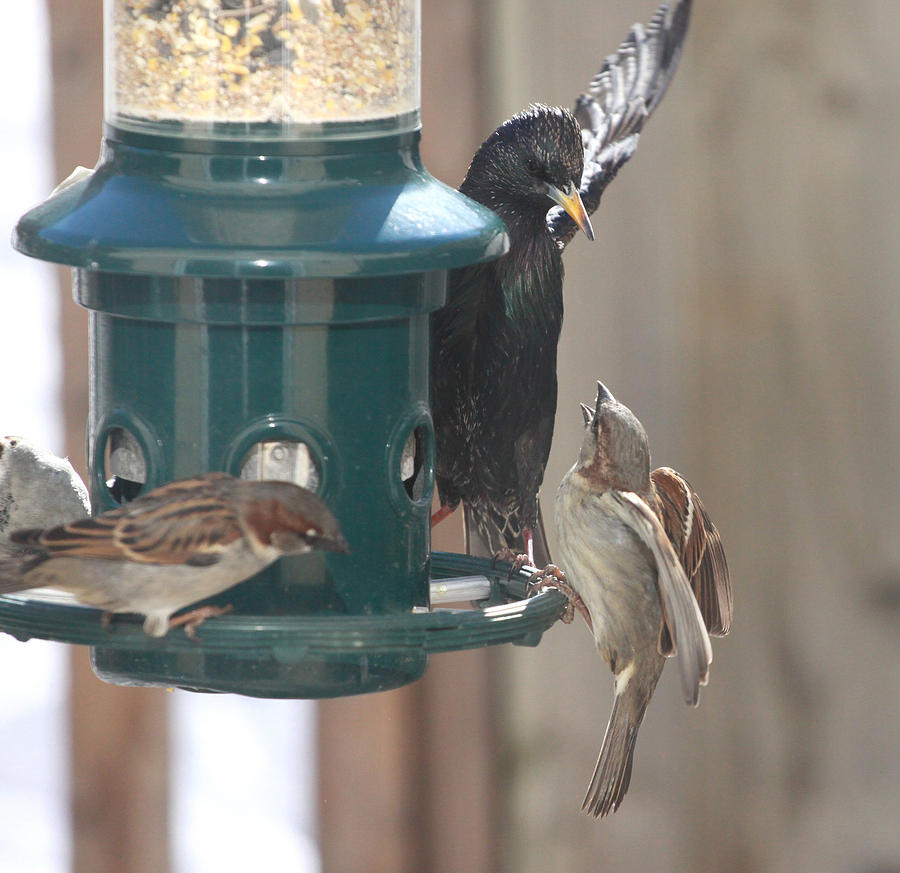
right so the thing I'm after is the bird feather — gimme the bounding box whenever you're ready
[548,0,693,249]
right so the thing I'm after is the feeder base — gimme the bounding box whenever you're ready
[0,552,568,698]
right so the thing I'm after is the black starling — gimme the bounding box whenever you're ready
[431,0,693,564]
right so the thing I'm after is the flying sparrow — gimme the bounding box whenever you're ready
[0,472,349,637]
[553,381,731,817]
[0,435,90,552]
[431,0,693,566]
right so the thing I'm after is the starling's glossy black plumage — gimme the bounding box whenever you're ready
[431,0,692,563]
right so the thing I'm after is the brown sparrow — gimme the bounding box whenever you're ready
[553,381,731,816]
[0,472,349,637]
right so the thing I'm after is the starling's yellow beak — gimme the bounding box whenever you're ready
[547,181,594,241]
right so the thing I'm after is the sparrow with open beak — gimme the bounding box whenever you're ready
[553,381,731,816]
[0,471,349,637]
[431,0,693,567]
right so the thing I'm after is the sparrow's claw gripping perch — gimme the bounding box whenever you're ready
[491,546,532,581]
[527,564,592,629]
[168,603,234,639]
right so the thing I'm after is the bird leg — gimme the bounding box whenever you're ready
[527,564,592,631]
[100,611,118,631]
[523,527,536,566]
[431,504,455,527]
[168,603,234,639]
[491,546,532,580]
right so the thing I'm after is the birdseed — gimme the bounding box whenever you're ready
[108,0,418,128]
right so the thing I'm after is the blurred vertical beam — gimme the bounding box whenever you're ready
[46,1,171,871]
[318,687,428,873]
[676,4,900,871]
[492,2,900,873]
[318,1,499,871]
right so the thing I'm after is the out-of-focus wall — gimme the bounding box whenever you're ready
[485,2,900,872]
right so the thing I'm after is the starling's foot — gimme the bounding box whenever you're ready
[527,565,592,630]
[491,546,532,581]
[100,611,116,631]
[168,604,234,639]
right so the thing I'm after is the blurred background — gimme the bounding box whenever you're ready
[2,0,898,871]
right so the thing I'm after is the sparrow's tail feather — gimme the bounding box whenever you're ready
[583,695,639,817]
[583,671,657,817]
[0,551,34,595]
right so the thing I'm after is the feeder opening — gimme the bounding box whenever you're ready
[400,425,426,502]
[239,438,320,490]
[102,425,147,504]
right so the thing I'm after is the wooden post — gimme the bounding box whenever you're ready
[497,1,900,871]
[47,1,172,870]
[317,2,500,871]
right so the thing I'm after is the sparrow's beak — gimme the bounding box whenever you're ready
[325,534,351,554]
[580,403,594,426]
[595,381,615,407]
[547,181,594,241]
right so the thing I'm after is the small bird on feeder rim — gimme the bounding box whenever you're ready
[548,381,732,817]
[0,471,349,637]
[430,0,693,567]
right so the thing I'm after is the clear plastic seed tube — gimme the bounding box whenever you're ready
[105,0,420,136]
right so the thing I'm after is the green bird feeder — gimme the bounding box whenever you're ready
[2,0,567,698]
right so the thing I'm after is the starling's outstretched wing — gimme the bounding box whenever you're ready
[548,0,692,250]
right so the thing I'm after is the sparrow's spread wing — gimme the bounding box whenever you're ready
[10,473,244,565]
[548,0,692,250]
[608,489,711,706]
[651,466,732,636]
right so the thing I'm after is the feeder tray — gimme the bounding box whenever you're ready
[0,553,568,698]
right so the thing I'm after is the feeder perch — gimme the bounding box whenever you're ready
[3,0,568,697]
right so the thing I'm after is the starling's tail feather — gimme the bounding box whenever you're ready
[463,503,552,566]
[527,507,551,567]
[462,504,490,557]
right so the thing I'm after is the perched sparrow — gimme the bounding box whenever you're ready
[0,472,349,637]
[0,435,90,552]
[431,0,692,565]
[554,381,731,817]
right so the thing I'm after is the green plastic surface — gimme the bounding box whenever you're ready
[0,553,568,698]
[7,122,527,697]
[12,126,508,279]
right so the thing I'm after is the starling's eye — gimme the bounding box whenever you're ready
[525,157,541,174]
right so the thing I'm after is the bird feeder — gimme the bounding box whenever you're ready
[3,0,566,697]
